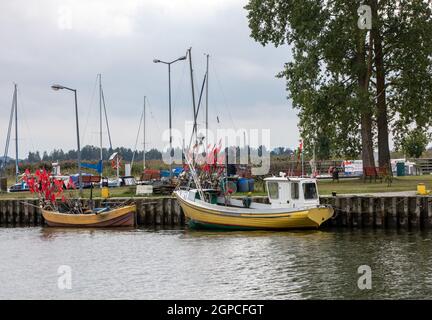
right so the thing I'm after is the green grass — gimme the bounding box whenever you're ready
[234,175,432,196]
[317,175,432,195]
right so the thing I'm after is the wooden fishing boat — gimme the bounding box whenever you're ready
[42,205,136,227]
[174,175,333,230]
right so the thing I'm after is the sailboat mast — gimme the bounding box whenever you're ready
[99,74,103,164]
[143,96,146,171]
[188,48,197,147]
[205,54,209,148]
[14,84,18,182]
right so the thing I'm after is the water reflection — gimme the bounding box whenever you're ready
[0,227,431,299]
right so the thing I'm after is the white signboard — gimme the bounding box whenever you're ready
[343,160,363,176]
[136,185,153,195]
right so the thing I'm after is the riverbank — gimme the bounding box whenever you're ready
[1,175,431,199]
[1,194,431,229]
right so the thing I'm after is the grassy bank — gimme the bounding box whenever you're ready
[317,175,432,195]
[1,175,431,199]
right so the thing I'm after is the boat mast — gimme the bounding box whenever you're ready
[205,54,209,149]
[14,84,18,182]
[143,96,146,171]
[1,86,15,175]
[188,48,197,149]
[99,74,103,166]
[101,85,113,150]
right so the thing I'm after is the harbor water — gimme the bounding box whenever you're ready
[0,227,432,299]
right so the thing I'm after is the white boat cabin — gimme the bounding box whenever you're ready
[264,175,320,209]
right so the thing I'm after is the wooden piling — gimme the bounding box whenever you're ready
[410,197,421,229]
[0,195,431,229]
[387,197,398,227]
[426,197,432,228]
[398,197,409,228]
[375,197,385,228]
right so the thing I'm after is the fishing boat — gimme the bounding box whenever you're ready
[41,204,136,227]
[174,174,333,230]
[21,171,136,228]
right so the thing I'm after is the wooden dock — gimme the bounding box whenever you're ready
[0,195,431,228]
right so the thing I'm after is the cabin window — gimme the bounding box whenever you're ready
[291,182,299,199]
[303,183,318,200]
[267,182,279,199]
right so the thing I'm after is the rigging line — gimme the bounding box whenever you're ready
[131,108,144,169]
[145,98,162,147]
[187,72,207,152]
[1,87,15,171]
[16,87,36,154]
[212,61,237,131]
[146,98,161,131]
[101,86,113,149]
[193,73,207,134]
[81,74,99,146]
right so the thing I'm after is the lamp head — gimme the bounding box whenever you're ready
[51,84,64,91]
[153,59,161,63]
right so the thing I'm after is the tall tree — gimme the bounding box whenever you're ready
[245,0,376,166]
[245,0,432,166]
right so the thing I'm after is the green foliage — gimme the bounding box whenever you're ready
[245,0,432,157]
[245,0,367,159]
[380,0,432,145]
[400,128,430,158]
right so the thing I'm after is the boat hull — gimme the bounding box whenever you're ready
[175,193,333,230]
[42,205,136,227]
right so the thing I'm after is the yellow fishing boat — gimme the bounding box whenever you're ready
[174,175,333,230]
[42,205,136,227]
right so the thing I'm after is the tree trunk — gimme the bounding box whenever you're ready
[371,0,391,171]
[357,22,375,168]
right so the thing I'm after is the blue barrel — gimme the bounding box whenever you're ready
[248,179,254,192]
[237,178,249,193]
[173,167,184,176]
[160,170,170,177]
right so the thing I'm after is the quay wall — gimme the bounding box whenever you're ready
[0,195,431,228]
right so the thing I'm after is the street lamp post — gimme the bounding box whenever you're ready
[51,84,83,196]
[153,55,186,179]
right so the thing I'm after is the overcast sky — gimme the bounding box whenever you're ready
[0,0,299,159]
